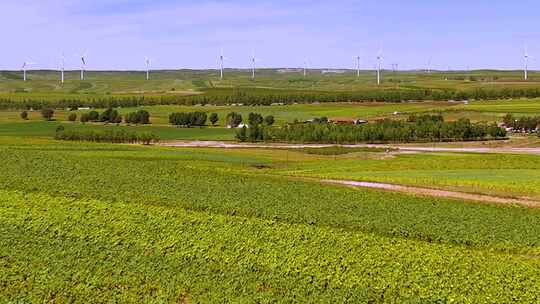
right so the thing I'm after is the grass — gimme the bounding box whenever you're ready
[1,138,540,301]
[269,150,540,200]
[0,121,235,140]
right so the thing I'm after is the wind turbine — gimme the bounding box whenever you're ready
[354,55,361,78]
[145,56,152,80]
[524,45,530,81]
[21,61,35,82]
[250,51,260,80]
[79,52,87,80]
[219,48,225,80]
[376,49,383,85]
[303,60,309,77]
[60,53,65,84]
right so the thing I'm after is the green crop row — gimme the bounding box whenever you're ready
[1,189,539,303]
[0,141,539,252]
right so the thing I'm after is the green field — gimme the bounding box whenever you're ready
[1,98,540,142]
[2,69,540,302]
[1,138,540,301]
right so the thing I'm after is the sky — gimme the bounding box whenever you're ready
[1,0,539,71]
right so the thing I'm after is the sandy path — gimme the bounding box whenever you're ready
[318,179,540,208]
[160,140,540,154]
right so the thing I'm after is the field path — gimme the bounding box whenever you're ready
[160,140,540,155]
[317,179,540,208]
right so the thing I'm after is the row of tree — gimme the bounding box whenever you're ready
[7,87,540,110]
[169,112,209,127]
[55,128,159,145]
[502,114,540,132]
[237,115,507,143]
[21,108,151,124]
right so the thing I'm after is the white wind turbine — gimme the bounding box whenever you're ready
[145,56,152,80]
[354,55,361,78]
[303,59,309,77]
[250,51,260,80]
[79,52,88,80]
[524,45,530,81]
[219,48,226,80]
[376,49,383,85]
[21,61,36,82]
[60,53,66,84]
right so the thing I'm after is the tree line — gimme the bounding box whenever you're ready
[55,128,159,145]
[6,87,540,110]
[503,114,540,132]
[237,114,507,144]
[21,108,151,124]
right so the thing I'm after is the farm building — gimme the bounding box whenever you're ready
[329,117,368,125]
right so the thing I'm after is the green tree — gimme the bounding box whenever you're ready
[226,112,243,128]
[264,115,275,126]
[20,111,28,120]
[236,126,248,142]
[248,112,263,126]
[210,113,219,126]
[88,111,99,122]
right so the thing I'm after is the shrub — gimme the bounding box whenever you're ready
[41,108,54,121]
[80,113,89,123]
[20,111,28,120]
[67,113,77,122]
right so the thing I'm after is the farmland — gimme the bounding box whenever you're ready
[1,138,540,302]
[1,69,540,302]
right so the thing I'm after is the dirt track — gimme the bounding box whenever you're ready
[319,179,540,208]
[160,140,540,155]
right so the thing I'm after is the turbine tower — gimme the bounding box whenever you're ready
[524,45,529,81]
[22,62,28,82]
[80,52,87,80]
[60,53,65,84]
[219,48,225,80]
[145,56,151,80]
[376,49,383,85]
[21,61,35,82]
[250,51,258,80]
[303,60,308,77]
[355,56,361,78]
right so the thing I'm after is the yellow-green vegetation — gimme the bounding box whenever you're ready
[1,138,540,302]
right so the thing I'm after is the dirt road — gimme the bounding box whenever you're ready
[318,179,540,208]
[160,140,540,155]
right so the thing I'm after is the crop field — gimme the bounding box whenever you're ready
[1,69,540,302]
[1,137,540,302]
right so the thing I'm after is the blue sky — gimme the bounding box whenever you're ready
[2,0,539,70]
